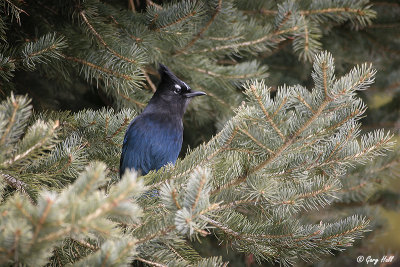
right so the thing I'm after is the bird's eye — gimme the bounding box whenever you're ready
[174,84,182,94]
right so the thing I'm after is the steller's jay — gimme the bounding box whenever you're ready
[120,64,206,177]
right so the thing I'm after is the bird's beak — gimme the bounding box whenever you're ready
[183,91,207,98]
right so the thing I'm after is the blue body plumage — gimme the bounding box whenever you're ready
[120,64,206,177]
[120,113,183,176]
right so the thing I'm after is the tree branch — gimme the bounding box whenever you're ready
[175,0,222,55]
[191,26,300,54]
[80,11,137,64]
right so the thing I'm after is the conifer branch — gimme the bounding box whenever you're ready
[192,26,300,53]
[194,203,220,217]
[175,0,222,54]
[194,85,231,109]
[36,227,70,244]
[320,224,366,242]
[199,215,282,256]
[340,180,375,193]
[0,172,31,200]
[79,167,101,198]
[326,108,362,131]
[224,148,256,155]
[340,135,393,163]
[238,128,274,154]
[298,184,335,199]
[137,203,219,244]
[83,186,136,223]
[14,199,34,223]
[3,120,59,167]
[104,116,109,139]
[368,158,400,174]
[32,196,54,244]
[128,0,135,11]
[207,35,243,41]
[153,10,197,32]
[246,7,368,17]
[322,62,329,98]
[246,232,293,240]
[166,243,186,261]
[296,95,314,114]
[324,127,357,164]
[72,238,98,250]
[200,216,254,242]
[247,9,278,16]
[149,13,159,29]
[217,199,257,210]
[271,97,288,118]
[186,66,264,79]
[62,54,133,80]
[301,8,366,16]
[142,68,156,92]
[136,226,175,244]
[292,229,322,243]
[172,188,181,209]
[3,0,28,24]
[22,44,56,62]
[212,70,335,194]
[6,33,67,69]
[0,97,19,146]
[157,128,240,188]
[146,0,163,10]
[116,91,146,107]
[276,11,292,30]
[80,11,137,64]
[109,15,142,42]
[110,117,130,139]
[151,128,239,189]
[250,85,285,141]
[191,171,207,211]
[303,16,310,54]
[136,257,167,267]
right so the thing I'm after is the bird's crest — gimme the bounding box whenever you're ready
[159,64,176,81]
[157,64,190,95]
[156,63,205,98]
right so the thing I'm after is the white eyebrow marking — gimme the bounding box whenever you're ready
[174,84,181,89]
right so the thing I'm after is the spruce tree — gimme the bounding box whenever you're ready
[0,0,399,266]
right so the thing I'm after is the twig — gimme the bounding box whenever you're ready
[146,0,162,10]
[152,10,197,32]
[136,257,167,267]
[0,97,20,146]
[191,26,300,54]
[128,0,135,11]
[0,172,32,202]
[80,11,137,64]
[72,238,99,250]
[142,68,156,92]
[211,60,336,195]
[62,54,134,80]
[175,0,222,54]
[250,85,285,141]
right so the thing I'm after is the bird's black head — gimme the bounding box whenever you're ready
[147,64,206,115]
[157,64,206,98]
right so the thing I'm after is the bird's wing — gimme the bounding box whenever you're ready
[120,115,182,177]
[120,118,142,176]
[120,117,151,176]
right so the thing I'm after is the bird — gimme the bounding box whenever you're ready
[120,64,206,177]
